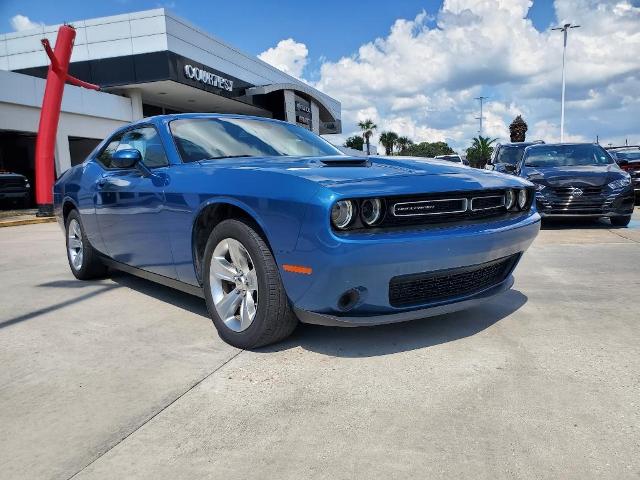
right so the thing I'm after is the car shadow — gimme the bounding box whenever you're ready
[108,271,210,318]
[58,270,527,357]
[260,290,528,358]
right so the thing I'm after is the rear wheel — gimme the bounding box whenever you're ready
[65,210,107,279]
[610,215,631,227]
[202,219,297,349]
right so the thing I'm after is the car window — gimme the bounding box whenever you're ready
[170,118,342,162]
[496,145,527,165]
[524,145,614,167]
[615,151,640,161]
[118,127,169,168]
[95,134,123,169]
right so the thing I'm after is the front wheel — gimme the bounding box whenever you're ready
[610,215,631,227]
[202,219,298,349]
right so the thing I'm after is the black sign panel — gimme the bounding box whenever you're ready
[170,54,252,98]
[15,51,254,99]
[294,95,312,130]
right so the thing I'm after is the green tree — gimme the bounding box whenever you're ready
[509,115,528,142]
[402,141,455,157]
[379,131,399,155]
[395,136,413,154]
[466,136,497,168]
[358,119,377,155]
[344,135,364,151]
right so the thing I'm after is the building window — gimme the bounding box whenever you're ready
[69,137,102,166]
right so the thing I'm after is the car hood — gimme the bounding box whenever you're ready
[521,164,622,187]
[199,155,528,195]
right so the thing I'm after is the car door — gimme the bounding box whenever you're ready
[94,125,177,279]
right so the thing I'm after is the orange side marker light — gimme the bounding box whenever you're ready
[283,264,313,275]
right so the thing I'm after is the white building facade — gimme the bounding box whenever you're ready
[0,9,341,193]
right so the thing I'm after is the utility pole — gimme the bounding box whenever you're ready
[475,96,488,136]
[551,23,580,143]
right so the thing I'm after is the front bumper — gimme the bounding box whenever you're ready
[535,187,634,217]
[0,191,29,200]
[295,275,515,326]
[280,210,540,326]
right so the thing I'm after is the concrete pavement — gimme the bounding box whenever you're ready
[0,212,639,479]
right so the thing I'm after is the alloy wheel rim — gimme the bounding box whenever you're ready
[67,219,84,271]
[209,238,258,332]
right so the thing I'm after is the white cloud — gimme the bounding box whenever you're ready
[313,0,640,151]
[10,14,43,32]
[258,38,309,79]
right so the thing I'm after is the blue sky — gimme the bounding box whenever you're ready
[2,1,638,149]
[1,0,556,65]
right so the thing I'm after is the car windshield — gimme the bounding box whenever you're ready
[170,117,342,162]
[614,151,640,161]
[523,144,614,167]
[496,145,527,165]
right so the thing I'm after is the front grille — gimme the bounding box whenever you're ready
[0,179,26,189]
[551,186,603,196]
[392,198,467,216]
[538,185,608,213]
[388,254,519,308]
[375,189,530,230]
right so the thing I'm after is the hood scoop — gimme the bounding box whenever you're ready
[308,156,370,168]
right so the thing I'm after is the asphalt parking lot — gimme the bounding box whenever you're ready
[1,211,639,480]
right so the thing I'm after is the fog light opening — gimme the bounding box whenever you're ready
[337,289,360,312]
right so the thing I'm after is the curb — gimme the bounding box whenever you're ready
[0,217,57,228]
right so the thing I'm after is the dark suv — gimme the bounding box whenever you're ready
[0,172,31,208]
[486,141,545,174]
[516,143,634,226]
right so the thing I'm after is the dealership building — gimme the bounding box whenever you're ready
[0,8,342,191]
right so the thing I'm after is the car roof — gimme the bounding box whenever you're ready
[525,142,599,147]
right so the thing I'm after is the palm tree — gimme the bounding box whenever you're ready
[358,119,377,155]
[379,131,399,155]
[509,115,528,142]
[466,135,497,168]
[395,136,413,154]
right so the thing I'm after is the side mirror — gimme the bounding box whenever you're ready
[112,149,153,177]
[112,149,142,169]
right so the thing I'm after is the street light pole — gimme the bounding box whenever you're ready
[552,23,580,143]
[475,96,488,136]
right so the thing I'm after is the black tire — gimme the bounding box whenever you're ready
[65,209,108,280]
[610,215,631,227]
[202,219,297,349]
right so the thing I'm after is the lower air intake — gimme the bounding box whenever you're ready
[388,254,519,307]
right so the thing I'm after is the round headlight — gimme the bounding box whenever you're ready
[517,189,528,209]
[331,200,355,229]
[361,198,383,226]
[505,189,516,210]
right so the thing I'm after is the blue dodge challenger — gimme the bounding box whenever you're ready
[54,114,540,348]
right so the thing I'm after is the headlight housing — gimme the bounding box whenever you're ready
[505,189,516,210]
[607,177,631,190]
[331,200,355,229]
[517,189,528,209]
[361,198,383,226]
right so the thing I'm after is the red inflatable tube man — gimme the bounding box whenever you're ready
[34,25,100,217]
